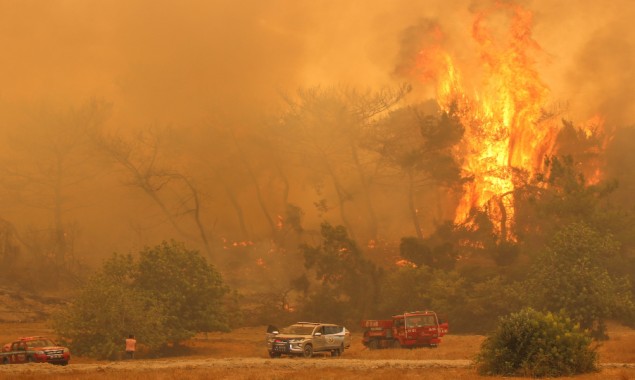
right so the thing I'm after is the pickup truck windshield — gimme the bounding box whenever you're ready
[26,339,55,348]
[281,325,315,335]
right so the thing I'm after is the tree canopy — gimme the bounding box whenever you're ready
[52,240,230,359]
[298,222,382,326]
[527,222,635,338]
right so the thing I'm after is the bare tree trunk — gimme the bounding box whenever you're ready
[223,182,250,242]
[230,133,277,239]
[52,154,68,275]
[94,132,215,256]
[348,140,378,240]
[495,190,514,242]
[175,174,213,258]
[323,158,356,241]
[408,170,424,239]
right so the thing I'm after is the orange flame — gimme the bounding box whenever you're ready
[415,3,562,240]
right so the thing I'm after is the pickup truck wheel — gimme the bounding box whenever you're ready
[302,344,313,358]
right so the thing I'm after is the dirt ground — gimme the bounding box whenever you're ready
[0,323,633,379]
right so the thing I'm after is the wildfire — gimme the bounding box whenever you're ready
[415,3,564,240]
[221,237,255,249]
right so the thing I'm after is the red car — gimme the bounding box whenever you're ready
[1,336,70,365]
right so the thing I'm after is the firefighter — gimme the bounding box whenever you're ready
[125,335,136,359]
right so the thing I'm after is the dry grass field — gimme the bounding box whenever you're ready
[0,322,633,379]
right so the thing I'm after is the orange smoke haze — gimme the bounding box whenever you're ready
[0,0,633,265]
[1,1,632,126]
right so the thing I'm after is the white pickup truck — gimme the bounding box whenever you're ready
[266,322,351,358]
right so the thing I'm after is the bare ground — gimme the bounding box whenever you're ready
[0,323,633,379]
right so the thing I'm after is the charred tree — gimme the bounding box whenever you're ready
[93,129,215,259]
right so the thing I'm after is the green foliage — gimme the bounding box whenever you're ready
[512,152,627,259]
[376,265,464,318]
[376,266,429,314]
[476,308,598,377]
[456,274,525,332]
[399,236,456,270]
[526,155,621,239]
[368,102,463,183]
[135,241,230,341]
[376,265,522,333]
[52,240,231,359]
[299,222,381,325]
[51,273,167,359]
[527,223,635,338]
[399,237,429,267]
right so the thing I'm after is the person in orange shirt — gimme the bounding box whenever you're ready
[125,335,137,359]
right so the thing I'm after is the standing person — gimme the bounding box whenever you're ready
[125,334,137,359]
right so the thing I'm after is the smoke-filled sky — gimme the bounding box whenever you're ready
[0,0,634,268]
[1,0,634,128]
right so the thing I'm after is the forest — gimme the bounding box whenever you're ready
[0,0,634,340]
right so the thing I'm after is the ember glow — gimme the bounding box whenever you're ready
[415,3,571,239]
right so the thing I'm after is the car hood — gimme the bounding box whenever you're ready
[33,346,67,351]
[271,334,310,340]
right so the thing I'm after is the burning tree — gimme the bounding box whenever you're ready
[405,2,605,243]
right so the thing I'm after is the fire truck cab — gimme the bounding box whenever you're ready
[361,310,448,349]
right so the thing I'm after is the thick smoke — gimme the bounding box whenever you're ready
[1,1,633,124]
[0,0,633,265]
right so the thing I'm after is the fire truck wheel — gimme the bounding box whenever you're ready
[368,339,378,350]
[27,356,35,363]
[269,351,281,358]
[302,344,313,358]
[391,340,401,349]
[1,357,8,365]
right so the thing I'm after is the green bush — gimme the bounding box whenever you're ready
[476,308,598,377]
[52,276,167,359]
[526,222,635,339]
[52,240,230,359]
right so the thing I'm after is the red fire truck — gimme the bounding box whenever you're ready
[361,310,448,349]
